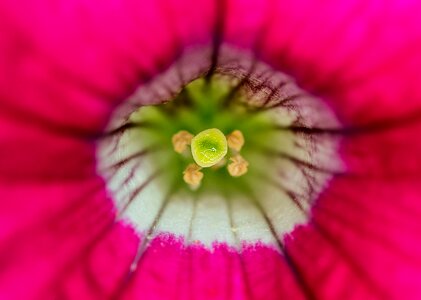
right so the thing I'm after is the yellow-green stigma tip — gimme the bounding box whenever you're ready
[191,128,228,168]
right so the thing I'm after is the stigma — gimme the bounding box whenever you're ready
[191,128,227,168]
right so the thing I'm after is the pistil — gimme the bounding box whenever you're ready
[191,128,228,168]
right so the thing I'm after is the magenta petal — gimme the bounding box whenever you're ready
[117,237,307,300]
[307,179,421,298]
[227,0,421,298]
[0,0,214,298]
[249,0,421,123]
[60,224,139,299]
[0,179,111,298]
[1,0,421,299]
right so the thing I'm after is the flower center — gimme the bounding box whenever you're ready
[96,45,343,249]
[190,128,227,168]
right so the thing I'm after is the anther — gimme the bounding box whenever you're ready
[227,130,245,152]
[183,163,204,190]
[227,154,249,177]
[172,130,194,153]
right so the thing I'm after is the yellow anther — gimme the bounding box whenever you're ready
[183,163,204,190]
[227,130,245,152]
[227,154,249,177]
[172,130,194,154]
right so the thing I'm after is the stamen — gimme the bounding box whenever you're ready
[183,163,204,190]
[227,130,245,152]
[191,128,228,168]
[227,154,249,177]
[172,130,194,154]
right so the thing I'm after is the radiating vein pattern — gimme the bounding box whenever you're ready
[96,45,343,252]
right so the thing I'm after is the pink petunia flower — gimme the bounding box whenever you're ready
[1,0,421,299]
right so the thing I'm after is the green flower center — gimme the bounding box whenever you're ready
[126,76,285,197]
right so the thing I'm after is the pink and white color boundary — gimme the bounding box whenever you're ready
[1,0,421,299]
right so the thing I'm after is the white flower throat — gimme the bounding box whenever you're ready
[96,45,343,249]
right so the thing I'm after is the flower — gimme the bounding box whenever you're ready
[1,0,421,299]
